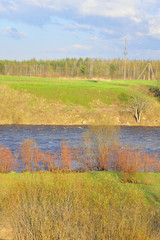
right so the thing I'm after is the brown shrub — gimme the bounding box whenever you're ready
[59,142,72,170]
[41,151,58,171]
[0,144,15,173]
[20,140,37,171]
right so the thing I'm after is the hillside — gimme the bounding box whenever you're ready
[0,75,160,125]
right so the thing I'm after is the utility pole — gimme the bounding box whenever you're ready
[148,61,151,80]
[124,38,127,80]
[137,61,156,81]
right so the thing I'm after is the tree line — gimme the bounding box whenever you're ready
[0,58,160,79]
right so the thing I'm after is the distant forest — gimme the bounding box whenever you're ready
[0,58,160,80]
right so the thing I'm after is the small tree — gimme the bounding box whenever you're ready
[109,64,116,79]
[80,64,88,76]
[0,63,5,74]
[128,96,148,123]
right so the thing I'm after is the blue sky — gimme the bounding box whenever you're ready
[0,0,160,60]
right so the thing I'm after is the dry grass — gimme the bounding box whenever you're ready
[0,86,114,125]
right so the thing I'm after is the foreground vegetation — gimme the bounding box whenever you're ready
[0,126,159,239]
[0,75,160,125]
[0,171,160,239]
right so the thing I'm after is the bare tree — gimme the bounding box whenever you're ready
[128,96,148,123]
[75,126,120,171]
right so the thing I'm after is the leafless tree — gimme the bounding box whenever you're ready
[128,96,148,123]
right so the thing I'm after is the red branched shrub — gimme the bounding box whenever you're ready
[60,142,72,170]
[41,151,58,171]
[113,146,160,173]
[33,148,44,171]
[0,136,159,175]
[20,140,37,171]
[0,144,15,173]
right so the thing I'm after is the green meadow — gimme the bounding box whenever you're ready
[0,171,160,239]
[0,75,157,106]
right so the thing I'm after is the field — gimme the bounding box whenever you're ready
[0,171,160,239]
[0,75,160,125]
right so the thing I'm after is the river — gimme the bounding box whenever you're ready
[0,125,160,155]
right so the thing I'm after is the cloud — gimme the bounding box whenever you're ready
[0,0,151,25]
[80,0,140,20]
[21,0,140,20]
[0,0,159,60]
[0,26,26,39]
[147,14,160,39]
[0,0,158,47]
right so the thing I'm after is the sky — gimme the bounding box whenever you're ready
[0,0,160,60]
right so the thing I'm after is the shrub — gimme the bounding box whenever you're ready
[0,144,15,173]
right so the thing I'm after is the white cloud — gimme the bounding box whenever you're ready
[0,0,18,12]
[0,26,26,38]
[29,0,139,20]
[0,0,159,49]
[80,0,140,20]
[9,1,18,11]
[147,14,160,39]
[0,0,143,21]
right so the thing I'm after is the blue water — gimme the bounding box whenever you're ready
[0,125,160,155]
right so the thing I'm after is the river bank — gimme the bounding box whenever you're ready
[0,77,160,126]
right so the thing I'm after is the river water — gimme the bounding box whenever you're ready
[0,125,160,155]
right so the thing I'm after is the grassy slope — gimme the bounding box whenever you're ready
[0,75,159,125]
[0,171,159,239]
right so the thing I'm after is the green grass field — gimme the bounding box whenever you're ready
[0,171,159,239]
[0,75,157,106]
[0,75,159,125]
